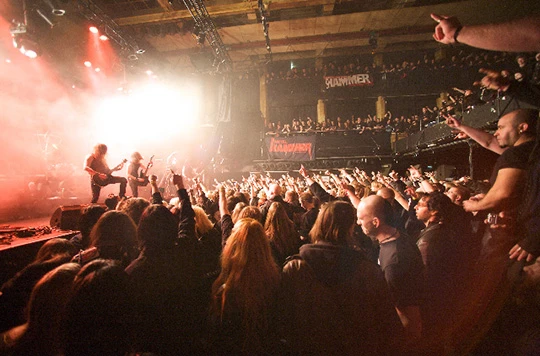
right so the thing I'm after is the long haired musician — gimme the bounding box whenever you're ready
[84,143,127,203]
[127,151,153,198]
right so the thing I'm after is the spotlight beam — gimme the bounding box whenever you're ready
[78,0,144,57]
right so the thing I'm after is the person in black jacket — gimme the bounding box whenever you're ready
[125,173,202,355]
[282,201,403,355]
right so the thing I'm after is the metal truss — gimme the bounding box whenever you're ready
[180,0,232,73]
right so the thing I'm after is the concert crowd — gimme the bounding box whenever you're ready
[1,148,540,354]
[1,13,540,356]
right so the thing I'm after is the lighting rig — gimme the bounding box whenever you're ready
[258,0,272,60]
[10,0,66,58]
[77,0,145,60]
[180,0,232,73]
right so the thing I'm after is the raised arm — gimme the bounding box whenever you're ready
[300,165,334,203]
[407,166,436,193]
[218,184,234,246]
[431,14,540,52]
[341,183,360,208]
[445,114,505,155]
[149,174,163,204]
[173,174,196,247]
[462,168,526,212]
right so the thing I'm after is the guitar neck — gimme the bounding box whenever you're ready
[141,156,154,176]
[110,159,127,173]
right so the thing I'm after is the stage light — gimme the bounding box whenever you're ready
[9,0,41,59]
[99,35,108,41]
[18,38,41,59]
[145,70,153,76]
[89,26,98,34]
[95,67,101,72]
[84,61,92,67]
[52,8,65,16]
[9,22,27,35]
[5,59,11,63]
[41,0,66,16]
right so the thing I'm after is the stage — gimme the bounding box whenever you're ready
[0,216,79,287]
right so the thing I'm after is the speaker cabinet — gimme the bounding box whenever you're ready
[49,205,88,231]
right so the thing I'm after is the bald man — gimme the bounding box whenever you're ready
[446,109,537,213]
[357,195,424,341]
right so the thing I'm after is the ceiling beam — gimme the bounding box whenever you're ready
[156,0,175,12]
[162,25,435,56]
[114,0,345,26]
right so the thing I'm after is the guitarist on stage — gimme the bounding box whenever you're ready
[84,143,127,203]
[127,151,153,197]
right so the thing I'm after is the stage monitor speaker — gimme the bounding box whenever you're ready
[50,205,88,231]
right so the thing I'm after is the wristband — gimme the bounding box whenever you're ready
[453,25,463,44]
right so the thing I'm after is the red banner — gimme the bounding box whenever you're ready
[265,135,315,161]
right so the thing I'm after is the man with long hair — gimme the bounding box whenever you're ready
[84,143,127,203]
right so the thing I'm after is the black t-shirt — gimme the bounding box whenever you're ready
[89,156,109,174]
[378,234,424,308]
[489,140,535,185]
[128,162,143,180]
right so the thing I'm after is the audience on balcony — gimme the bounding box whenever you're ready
[265,106,451,135]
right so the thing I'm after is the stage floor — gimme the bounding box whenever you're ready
[0,217,79,253]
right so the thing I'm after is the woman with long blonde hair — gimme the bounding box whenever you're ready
[264,202,302,266]
[210,218,281,354]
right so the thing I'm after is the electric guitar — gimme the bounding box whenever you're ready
[92,159,127,187]
[138,155,154,186]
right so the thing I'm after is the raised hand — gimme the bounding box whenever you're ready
[299,164,310,178]
[473,68,510,91]
[509,244,535,262]
[431,13,462,45]
[443,114,461,129]
[172,173,184,189]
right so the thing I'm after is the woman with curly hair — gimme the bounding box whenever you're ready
[210,218,281,354]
